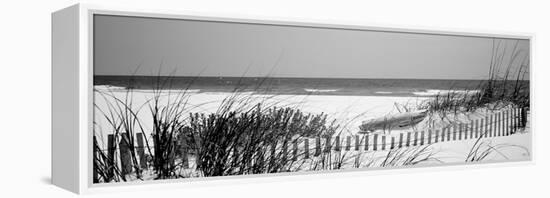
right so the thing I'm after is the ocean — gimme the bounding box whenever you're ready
[94,76,488,97]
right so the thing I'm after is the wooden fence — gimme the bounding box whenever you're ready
[93,107,528,181]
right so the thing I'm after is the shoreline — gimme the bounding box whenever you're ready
[94,84,484,97]
[93,86,431,137]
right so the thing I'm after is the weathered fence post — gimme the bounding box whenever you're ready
[458,123,463,140]
[494,113,498,136]
[413,131,419,146]
[119,133,132,177]
[489,114,494,137]
[355,135,360,151]
[517,107,522,130]
[523,106,527,127]
[445,126,452,141]
[512,107,518,133]
[485,115,489,137]
[494,114,498,137]
[499,112,503,136]
[335,136,341,152]
[474,120,479,138]
[508,109,512,135]
[452,125,457,141]
[503,110,507,136]
[506,109,510,136]
[496,112,500,136]
[107,134,115,181]
[512,108,516,133]
[462,123,470,140]
[390,137,395,150]
[518,107,522,127]
[505,110,509,136]
[420,131,425,145]
[502,111,506,136]
[135,133,149,169]
[484,117,487,137]
[293,140,298,161]
[519,107,523,128]
[518,107,522,129]
[364,135,370,151]
[93,136,99,183]
[399,133,404,148]
[505,111,508,135]
[325,136,332,152]
[510,107,516,134]
[467,122,471,139]
[346,136,351,151]
[406,132,411,147]
[503,111,507,135]
[373,134,379,151]
[441,128,446,142]
[470,120,474,139]
[282,139,288,161]
[498,111,504,136]
[315,137,321,156]
[517,107,521,129]
[304,139,310,159]
[484,116,489,137]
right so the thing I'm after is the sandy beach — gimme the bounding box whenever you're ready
[93,86,430,139]
[93,86,531,169]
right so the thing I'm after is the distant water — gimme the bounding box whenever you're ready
[94,76,490,97]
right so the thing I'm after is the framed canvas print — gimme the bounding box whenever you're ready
[52,4,533,194]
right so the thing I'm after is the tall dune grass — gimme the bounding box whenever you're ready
[186,104,338,176]
[420,39,529,115]
[93,75,345,181]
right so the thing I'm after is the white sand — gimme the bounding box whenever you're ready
[93,86,429,140]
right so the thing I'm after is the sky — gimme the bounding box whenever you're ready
[93,15,530,80]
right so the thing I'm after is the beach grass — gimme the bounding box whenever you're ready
[187,104,338,176]
[93,75,346,181]
[419,39,529,115]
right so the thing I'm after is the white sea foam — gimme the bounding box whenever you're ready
[202,91,255,95]
[94,85,201,94]
[304,88,338,93]
[93,85,127,91]
[375,91,393,94]
[412,89,480,96]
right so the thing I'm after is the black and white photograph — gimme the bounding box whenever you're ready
[6,0,550,197]
[91,14,531,184]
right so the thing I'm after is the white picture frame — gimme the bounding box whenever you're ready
[52,3,534,194]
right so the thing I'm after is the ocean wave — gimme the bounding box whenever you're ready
[94,85,127,91]
[202,91,256,95]
[94,85,201,93]
[412,89,480,96]
[138,89,201,94]
[304,88,339,93]
[375,91,393,94]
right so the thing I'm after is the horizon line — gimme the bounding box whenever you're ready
[93,74,529,81]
